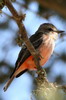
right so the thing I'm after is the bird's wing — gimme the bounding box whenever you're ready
[10,31,43,78]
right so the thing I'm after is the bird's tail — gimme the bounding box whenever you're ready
[3,75,15,92]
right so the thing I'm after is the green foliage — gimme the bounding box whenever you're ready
[38,4,48,14]
[0,0,4,10]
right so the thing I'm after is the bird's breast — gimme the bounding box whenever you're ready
[25,36,55,70]
[38,36,55,66]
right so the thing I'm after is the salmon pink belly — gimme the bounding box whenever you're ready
[25,42,55,70]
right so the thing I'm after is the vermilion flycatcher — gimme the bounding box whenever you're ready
[3,23,64,91]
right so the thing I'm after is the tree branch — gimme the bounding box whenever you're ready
[3,0,42,71]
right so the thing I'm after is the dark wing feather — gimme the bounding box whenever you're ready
[10,31,43,78]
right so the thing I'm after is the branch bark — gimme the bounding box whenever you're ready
[3,0,42,71]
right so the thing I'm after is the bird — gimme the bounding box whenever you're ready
[3,23,64,91]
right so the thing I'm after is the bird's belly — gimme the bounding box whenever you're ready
[25,42,55,70]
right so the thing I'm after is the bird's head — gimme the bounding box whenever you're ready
[38,23,64,40]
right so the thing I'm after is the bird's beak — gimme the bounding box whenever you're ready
[56,30,64,34]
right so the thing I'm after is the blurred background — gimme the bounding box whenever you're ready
[0,0,66,100]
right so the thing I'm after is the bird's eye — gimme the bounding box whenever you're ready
[48,28,53,31]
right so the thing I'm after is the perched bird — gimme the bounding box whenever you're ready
[3,23,64,91]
